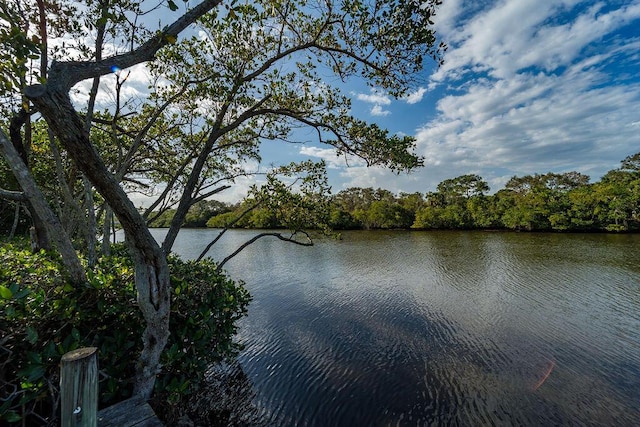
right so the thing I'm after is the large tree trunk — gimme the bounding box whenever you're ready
[25,84,170,399]
[130,247,171,396]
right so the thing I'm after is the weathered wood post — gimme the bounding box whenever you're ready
[60,347,98,427]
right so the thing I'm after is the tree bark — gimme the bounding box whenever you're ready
[9,202,21,239]
[9,108,51,250]
[101,205,113,256]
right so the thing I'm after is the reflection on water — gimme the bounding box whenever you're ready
[151,229,640,426]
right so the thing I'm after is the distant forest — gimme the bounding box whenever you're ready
[151,152,640,233]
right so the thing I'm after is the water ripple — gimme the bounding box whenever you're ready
[160,230,640,426]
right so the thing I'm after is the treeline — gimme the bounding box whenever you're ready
[155,152,640,233]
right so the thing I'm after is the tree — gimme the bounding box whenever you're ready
[152,200,232,227]
[466,194,501,229]
[366,200,413,229]
[620,152,640,174]
[565,185,598,230]
[594,153,640,231]
[412,205,446,229]
[499,172,589,231]
[2,0,445,399]
[398,191,424,214]
[437,174,489,201]
[414,174,489,229]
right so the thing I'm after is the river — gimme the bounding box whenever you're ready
[148,228,640,426]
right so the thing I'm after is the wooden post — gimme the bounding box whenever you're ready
[60,347,98,427]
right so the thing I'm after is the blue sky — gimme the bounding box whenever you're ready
[272,0,640,199]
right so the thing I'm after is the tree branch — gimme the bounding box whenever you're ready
[196,200,262,261]
[192,184,231,204]
[0,188,27,202]
[41,0,222,92]
[216,231,313,272]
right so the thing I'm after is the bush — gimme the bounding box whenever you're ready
[0,242,250,426]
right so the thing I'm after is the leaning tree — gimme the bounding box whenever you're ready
[1,0,445,398]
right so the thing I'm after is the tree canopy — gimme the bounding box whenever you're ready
[203,154,640,233]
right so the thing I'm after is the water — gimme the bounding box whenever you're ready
[148,229,640,425]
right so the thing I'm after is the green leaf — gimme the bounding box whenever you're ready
[0,285,12,299]
[26,326,38,345]
[168,0,178,11]
[25,364,46,382]
[2,411,21,422]
[26,351,42,364]
[13,288,30,299]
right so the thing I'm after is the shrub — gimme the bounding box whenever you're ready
[0,241,250,426]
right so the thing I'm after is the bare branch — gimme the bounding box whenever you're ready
[196,200,262,261]
[0,188,26,202]
[142,155,194,219]
[192,185,231,204]
[216,231,313,272]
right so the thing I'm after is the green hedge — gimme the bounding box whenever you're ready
[0,242,250,425]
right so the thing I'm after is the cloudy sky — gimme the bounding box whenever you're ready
[284,0,640,197]
[70,0,640,203]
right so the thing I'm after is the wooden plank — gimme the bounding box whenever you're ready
[60,347,99,427]
[97,398,163,427]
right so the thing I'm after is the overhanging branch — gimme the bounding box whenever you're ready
[42,0,222,91]
[216,231,313,272]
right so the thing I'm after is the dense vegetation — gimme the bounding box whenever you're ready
[202,152,640,232]
[0,242,250,425]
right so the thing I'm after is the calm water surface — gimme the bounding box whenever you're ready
[151,229,640,426]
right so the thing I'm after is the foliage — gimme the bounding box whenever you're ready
[410,163,639,232]
[151,200,232,228]
[204,153,640,233]
[0,242,250,425]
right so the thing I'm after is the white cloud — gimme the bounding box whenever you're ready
[353,88,393,116]
[405,87,428,104]
[214,175,256,204]
[432,1,640,83]
[370,104,391,116]
[71,62,151,112]
[299,146,365,169]
[414,66,640,188]
[355,90,391,105]
[335,165,439,195]
[338,166,387,190]
[432,0,464,35]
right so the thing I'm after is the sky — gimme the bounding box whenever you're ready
[271,0,640,200]
[68,0,640,204]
